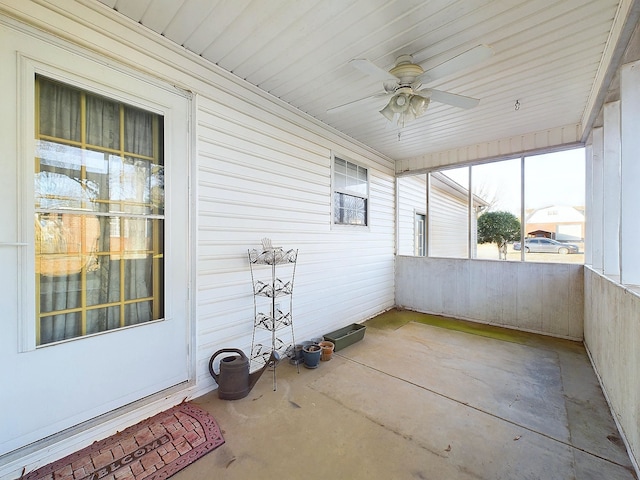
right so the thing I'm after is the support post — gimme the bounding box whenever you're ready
[590,127,604,272]
[603,101,621,277]
[621,61,640,285]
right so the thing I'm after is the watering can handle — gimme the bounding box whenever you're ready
[208,348,247,382]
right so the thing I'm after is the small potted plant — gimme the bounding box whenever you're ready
[318,340,335,361]
[302,344,322,368]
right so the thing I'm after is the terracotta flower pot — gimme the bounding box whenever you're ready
[318,340,335,361]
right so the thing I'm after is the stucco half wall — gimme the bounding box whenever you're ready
[395,256,584,340]
[584,267,640,472]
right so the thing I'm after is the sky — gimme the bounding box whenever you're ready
[442,147,586,214]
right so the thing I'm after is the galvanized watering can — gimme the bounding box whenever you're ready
[208,348,278,400]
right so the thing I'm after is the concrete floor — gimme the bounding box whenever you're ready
[180,310,636,480]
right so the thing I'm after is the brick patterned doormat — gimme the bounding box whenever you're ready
[21,403,224,480]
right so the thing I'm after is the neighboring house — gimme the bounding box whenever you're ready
[525,205,585,241]
[397,173,489,257]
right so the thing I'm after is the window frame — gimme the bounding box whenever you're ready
[331,153,369,227]
[396,147,585,264]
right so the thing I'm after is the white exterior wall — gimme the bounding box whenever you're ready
[429,188,469,258]
[395,256,584,340]
[397,175,426,256]
[397,175,471,258]
[195,94,396,390]
[0,1,395,475]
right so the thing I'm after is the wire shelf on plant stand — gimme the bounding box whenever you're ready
[248,238,299,391]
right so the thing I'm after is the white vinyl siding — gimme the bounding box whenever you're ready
[196,96,395,375]
[398,173,471,258]
[397,175,427,256]
[429,187,469,258]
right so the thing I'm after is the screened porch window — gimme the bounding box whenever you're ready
[35,75,165,345]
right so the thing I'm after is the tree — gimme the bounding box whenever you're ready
[477,211,520,260]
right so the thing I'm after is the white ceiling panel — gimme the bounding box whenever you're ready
[139,0,186,33]
[93,0,631,162]
[111,0,152,21]
[160,0,221,45]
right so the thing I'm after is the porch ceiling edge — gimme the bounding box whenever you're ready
[395,125,583,176]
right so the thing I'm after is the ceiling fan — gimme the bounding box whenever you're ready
[328,45,493,127]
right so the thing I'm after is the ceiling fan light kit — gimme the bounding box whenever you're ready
[380,92,430,127]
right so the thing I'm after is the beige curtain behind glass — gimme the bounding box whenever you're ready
[36,77,159,344]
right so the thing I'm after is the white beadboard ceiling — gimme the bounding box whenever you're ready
[93,0,632,162]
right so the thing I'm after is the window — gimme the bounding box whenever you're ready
[524,150,585,264]
[35,75,165,345]
[333,156,368,225]
[396,148,585,263]
[415,213,426,256]
[472,159,521,261]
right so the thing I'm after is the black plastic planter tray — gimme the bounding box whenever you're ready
[323,323,366,352]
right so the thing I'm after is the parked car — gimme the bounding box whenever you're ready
[513,238,579,254]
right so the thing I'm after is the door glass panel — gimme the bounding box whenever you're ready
[37,79,81,141]
[86,95,120,149]
[35,75,165,345]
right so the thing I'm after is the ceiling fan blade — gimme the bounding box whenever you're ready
[420,89,480,109]
[416,44,493,84]
[349,58,397,82]
[327,91,391,114]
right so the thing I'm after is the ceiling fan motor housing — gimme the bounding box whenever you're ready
[389,55,424,85]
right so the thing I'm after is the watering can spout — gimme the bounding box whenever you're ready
[249,351,280,391]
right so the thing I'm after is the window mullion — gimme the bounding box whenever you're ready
[152,116,161,318]
[520,156,525,262]
[119,104,126,328]
[34,78,42,346]
[80,91,88,336]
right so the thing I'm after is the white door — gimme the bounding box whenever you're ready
[0,31,191,456]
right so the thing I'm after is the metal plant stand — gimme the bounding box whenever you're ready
[248,239,298,390]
